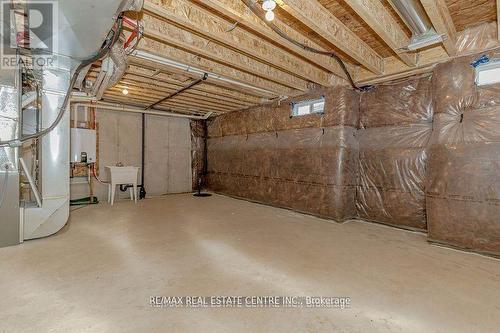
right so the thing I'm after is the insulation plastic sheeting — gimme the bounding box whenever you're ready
[357,76,433,230]
[357,124,432,230]
[427,51,500,256]
[359,75,433,128]
[190,119,206,191]
[208,86,359,137]
[208,127,359,221]
[207,86,359,222]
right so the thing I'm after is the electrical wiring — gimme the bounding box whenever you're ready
[0,16,125,148]
[123,17,144,55]
[241,0,371,91]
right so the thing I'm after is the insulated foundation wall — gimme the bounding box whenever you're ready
[357,76,433,230]
[207,86,359,222]
[190,119,206,191]
[427,51,500,256]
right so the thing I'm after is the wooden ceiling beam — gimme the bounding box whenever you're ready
[88,70,257,108]
[420,0,457,56]
[111,84,239,111]
[100,96,212,115]
[107,86,234,110]
[191,0,351,78]
[356,46,449,84]
[276,0,384,74]
[143,0,335,86]
[116,79,251,108]
[142,14,309,91]
[343,0,416,67]
[105,89,231,113]
[137,38,299,97]
[126,65,266,105]
[102,97,220,116]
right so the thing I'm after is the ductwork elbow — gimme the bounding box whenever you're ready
[118,0,144,13]
[106,36,129,88]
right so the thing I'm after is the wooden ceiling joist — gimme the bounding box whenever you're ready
[143,0,336,86]
[137,38,298,97]
[102,97,213,117]
[191,0,350,78]
[126,65,266,105]
[86,70,253,109]
[107,85,236,110]
[112,84,241,111]
[116,79,251,108]
[342,0,416,67]
[420,0,457,56]
[276,0,384,74]
[105,89,231,113]
[84,0,499,117]
[142,14,310,91]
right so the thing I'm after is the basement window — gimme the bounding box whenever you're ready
[291,97,325,117]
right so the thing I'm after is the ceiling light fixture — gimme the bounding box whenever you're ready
[262,0,276,21]
[265,10,275,21]
[262,0,276,11]
[122,88,129,95]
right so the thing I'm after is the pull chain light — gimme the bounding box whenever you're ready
[262,0,276,21]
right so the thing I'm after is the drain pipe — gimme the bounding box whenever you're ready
[139,113,146,199]
[131,50,275,99]
[71,100,213,119]
[145,73,209,110]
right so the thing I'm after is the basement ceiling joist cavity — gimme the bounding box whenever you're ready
[83,0,500,117]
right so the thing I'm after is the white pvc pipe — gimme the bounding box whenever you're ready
[131,50,275,98]
[71,100,212,119]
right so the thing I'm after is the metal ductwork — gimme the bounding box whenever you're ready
[118,0,144,13]
[89,0,145,98]
[387,0,443,51]
[106,36,129,88]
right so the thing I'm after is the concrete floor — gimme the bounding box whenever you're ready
[1,194,500,333]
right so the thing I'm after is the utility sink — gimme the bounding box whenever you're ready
[106,166,140,205]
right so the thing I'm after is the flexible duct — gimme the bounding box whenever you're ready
[118,0,144,13]
[387,0,432,36]
[106,35,129,88]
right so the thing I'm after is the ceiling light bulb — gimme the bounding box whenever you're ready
[262,0,276,11]
[122,88,129,95]
[265,10,275,22]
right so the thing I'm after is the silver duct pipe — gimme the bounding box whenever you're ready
[106,36,129,88]
[387,0,443,51]
[387,0,432,36]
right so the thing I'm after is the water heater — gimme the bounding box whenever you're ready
[71,128,97,163]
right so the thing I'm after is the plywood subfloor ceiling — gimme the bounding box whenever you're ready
[85,0,500,117]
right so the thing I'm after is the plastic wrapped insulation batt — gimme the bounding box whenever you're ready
[427,51,500,257]
[207,85,359,222]
[357,76,433,230]
[190,120,206,191]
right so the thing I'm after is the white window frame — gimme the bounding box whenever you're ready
[290,96,326,117]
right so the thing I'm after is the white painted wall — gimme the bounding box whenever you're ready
[70,109,192,202]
